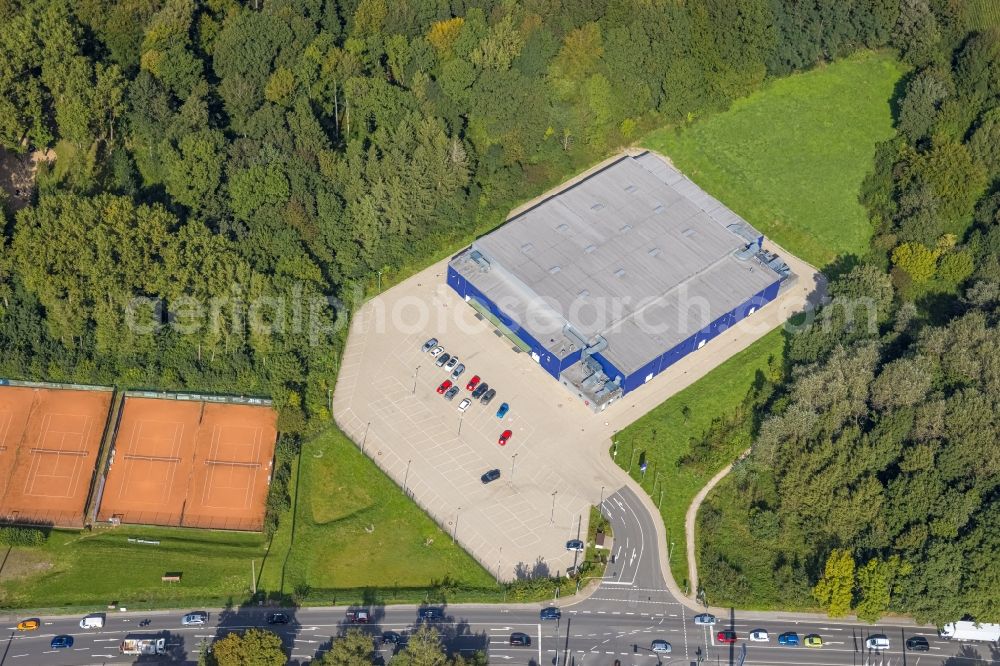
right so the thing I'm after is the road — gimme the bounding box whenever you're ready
[3,484,995,665]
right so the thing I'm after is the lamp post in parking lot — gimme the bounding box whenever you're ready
[510,453,518,482]
[412,365,420,394]
[550,490,558,523]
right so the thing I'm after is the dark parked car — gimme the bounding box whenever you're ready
[266,612,289,625]
[481,469,501,483]
[540,607,561,621]
[566,539,585,552]
[509,632,531,646]
[906,636,930,651]
[382,631,402,645]
[471,382,489,399]
[419,607,445,622]
[480,388,496,405]
[444,386,460,401]
[435,352,451,367]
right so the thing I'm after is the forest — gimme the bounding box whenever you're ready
[0,0,901,431]
[698,4,1000,624]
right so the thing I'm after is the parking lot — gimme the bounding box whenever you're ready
[334,241,821,580]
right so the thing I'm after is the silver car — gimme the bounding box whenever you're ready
[693,613,716,626]
[450,363,466,380]
[443,386,460,401]
[182,611,208,626]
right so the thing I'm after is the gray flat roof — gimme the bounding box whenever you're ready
[452,153,785,375]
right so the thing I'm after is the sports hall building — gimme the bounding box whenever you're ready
[447,152,792,412]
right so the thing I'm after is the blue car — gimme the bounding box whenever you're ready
[778,632,799,646]
[496,402,509,419]
[540,606,561,621]
[51,635,74,649]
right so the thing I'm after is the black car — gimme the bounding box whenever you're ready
[540,606,561,621]
[906,636,930,651]
[481,469,501,483]
[509,632,531,646]
[435,353,451,368]
[471,382,489,399]
[419,607,445,622]
[266,612,289,625]
[382,631,402,645]
[480,388,496,405]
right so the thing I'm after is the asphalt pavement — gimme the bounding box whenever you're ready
[2,483,995,665]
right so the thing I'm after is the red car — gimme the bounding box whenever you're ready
[717,630,737,644]
[466,375,481,391]
[436,380,452,394]
[498,429,512,446]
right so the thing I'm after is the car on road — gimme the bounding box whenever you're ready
[717,630,737,644]
[651,640,672,653]
[381,631,402,645]
[496,402,509,418]
[458,398,472,412]
[471,382,489,399]
[480,388,496,405]
[510,632,531,646]
[435,352,451,367]
[437,380,452,394]
[445,356,459,371]
[418,607,445,622]
[693,614,716,626]
[182,611,208,626]
[749,630,769,642]
[450,363,465,380]
[804,634,823,648]
[346,609,370,623]
[481,469,501,483]
[466,375,481,391]
[422,338,438,352]
[906,636,930,651]
[50,635,73,649]
[429,346,444,357]
[16,619,39,631]
[778,632,799,646]
[566,539,585,551]
[540,607,561,621]
[444,386,459,401]
[498,429,512,446]
[266,613,289,625]
[866,635,890,650]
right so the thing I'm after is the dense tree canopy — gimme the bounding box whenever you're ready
[701,16,1000,625]
[0,0,905,430]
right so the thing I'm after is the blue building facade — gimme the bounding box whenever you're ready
[447,262,781,396]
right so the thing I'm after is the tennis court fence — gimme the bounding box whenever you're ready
[98,511,263,532]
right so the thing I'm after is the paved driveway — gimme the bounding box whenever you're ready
[334,241,821,581]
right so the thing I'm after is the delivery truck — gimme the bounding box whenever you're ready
[120,637,166,655]
[939,622,1000,643]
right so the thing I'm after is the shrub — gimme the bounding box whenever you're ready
[0,526,47,546]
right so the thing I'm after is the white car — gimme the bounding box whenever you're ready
[445,356,459,371]
[429,346,444,357]
[182,611,208,626]
[693,613,717,626]
[866,635,890,650]
[749,630,769,642]
[458,398,472,412]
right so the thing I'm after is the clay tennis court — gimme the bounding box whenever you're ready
[97,398,277,530]
[0,385,112,527]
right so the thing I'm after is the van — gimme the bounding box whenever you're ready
[79,614,104,629]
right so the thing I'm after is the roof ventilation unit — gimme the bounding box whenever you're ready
[614,268,626,278]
